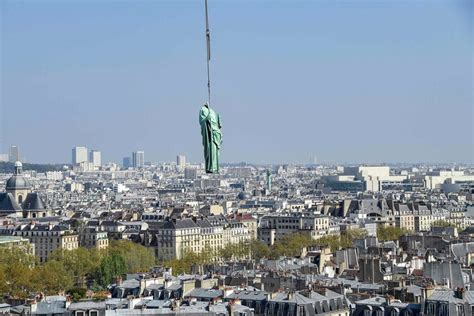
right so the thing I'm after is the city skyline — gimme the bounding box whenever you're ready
[1,1,472,164]
[1,0,474,310]
[2,143,474,166]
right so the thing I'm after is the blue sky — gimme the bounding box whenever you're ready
[1,0,472,164]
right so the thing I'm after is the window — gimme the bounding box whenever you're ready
[89,311,99,316]
[75,311,85,316]
[439,303,448,316]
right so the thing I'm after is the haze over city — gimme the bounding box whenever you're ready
[1,0,473,164]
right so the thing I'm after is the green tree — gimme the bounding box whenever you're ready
[432,220,457,228]
[67,288,88,301]
[97,253,126,288]
[164,250,200,275]
[249,239,270,261]
[197,245,215,265]
[235,241,250,260]
[32,260,73,295]
[269,241,286,259]
[49,247,101,287]
[219,244,235,261]
[340,229,367,249]
[377,226,407,241]
[267,233,313,258]
[109,240,155,273]
[313,234,341,252]
[0,247,38,298]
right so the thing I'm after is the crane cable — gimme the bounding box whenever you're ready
[205,0,211,106]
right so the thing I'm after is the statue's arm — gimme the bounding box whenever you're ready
[218,113,222,129]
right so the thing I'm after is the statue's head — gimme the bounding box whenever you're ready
[203,102,209,108]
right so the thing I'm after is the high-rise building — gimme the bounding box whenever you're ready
[72,147,88,165]
[123,157,132,168]
[9,145,20,163]
[89,150,101,167]
[177,155,186,170]
[132,151,145,168]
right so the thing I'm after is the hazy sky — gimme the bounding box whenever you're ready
[1,0,472,164]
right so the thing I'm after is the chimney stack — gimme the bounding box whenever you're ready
[455,287,466,300]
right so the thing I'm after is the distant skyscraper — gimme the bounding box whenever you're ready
[89,150,101,167]
[72,147,88,165]
[123,157,132,168]
[177,155,186,169]
[132,151,145,168]
[9,145,20,163]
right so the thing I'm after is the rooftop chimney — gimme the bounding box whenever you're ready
[455,287,466,300]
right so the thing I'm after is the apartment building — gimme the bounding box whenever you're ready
[152,215,250,261]
[13,224,78,262]
[258,214,330,246]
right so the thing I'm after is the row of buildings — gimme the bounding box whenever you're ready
[0,160,473,315]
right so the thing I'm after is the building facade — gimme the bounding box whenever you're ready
[72,146,88,165]
[132,151,145,168]
[13,224,79,262]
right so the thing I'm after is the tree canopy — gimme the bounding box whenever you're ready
[377,226,407,241]
[0,240,156,299]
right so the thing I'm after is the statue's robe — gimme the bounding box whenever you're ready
[199,104,222,174]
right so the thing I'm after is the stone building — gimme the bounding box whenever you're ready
[150,215,250,261]
[80,227,109,250]
[0,162,52,218]
[13,224,78,262]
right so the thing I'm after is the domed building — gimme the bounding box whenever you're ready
[237,191,251,200]
[0,162,51,218]
[6,161,31,204]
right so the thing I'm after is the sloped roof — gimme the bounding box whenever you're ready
[269,292,315,305]
[22,193,46,210]
[0,193,22,212]
[185,288,223,299]
[226,289,268,301]
[451,242,474,260]
[428,289,474,304]
[423,262,465,289]
[173,219,198,229]
[196,218,212,228]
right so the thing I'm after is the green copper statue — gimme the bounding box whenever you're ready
[199,103,222,173]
